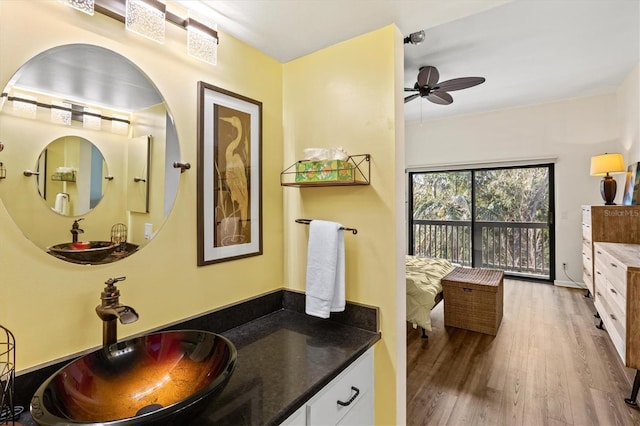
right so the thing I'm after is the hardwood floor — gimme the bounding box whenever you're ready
[407,279,640,426]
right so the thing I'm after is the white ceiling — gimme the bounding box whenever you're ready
[187,0,640,123]
[8,0,637,123]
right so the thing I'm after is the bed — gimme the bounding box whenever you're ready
[406,255,455,335]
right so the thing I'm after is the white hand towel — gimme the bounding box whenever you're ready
[305,220,345,318]
[54,193,69,215]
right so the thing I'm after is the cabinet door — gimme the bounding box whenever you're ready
[336,389,373,425]
[307,349,374,425]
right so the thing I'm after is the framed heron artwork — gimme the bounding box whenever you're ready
[197,82,262,265]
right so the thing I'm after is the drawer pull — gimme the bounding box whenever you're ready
[610,263,618,268]
[597,250,602,254]
[610,288,617,295]
[596,292,602,297]
[596,271,601,275]
[462,288,472,292]
[610,314,617,321]
[337,386,360,407]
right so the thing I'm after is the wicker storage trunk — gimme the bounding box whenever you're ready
[442,267,504,335]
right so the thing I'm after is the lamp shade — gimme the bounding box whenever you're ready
[590,153,625,176]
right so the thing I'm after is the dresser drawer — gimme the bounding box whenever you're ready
[582,223,592,241]
[596,278,626,352]
[604,279,626,325]
[582,268,593,292]
[606,257,627,297]
[582,240,593,272]
[307,350,373,425]
[596,248,628,298]
[595,295,626,363]
[594,270,605,300]
[581,206,591,225]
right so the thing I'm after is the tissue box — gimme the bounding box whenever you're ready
[51,171,76,181]
[295,160,353,183]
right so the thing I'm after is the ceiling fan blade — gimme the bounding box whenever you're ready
[404,88,418,92]
[427,91,453,105]
[417,66,439,88]
[404,94,421,103]
[435,77,485,92]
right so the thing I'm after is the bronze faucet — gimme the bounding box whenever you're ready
[95,276,139,347]
[71,218,84,243]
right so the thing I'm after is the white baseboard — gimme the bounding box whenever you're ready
[554,279,587,290]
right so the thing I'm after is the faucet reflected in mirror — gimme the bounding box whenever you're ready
[95,276,139,347]
[70,218,84,243]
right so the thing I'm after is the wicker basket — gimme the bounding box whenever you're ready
[442,267,504,335]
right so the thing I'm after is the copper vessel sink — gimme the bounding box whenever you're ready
[30,330,236,425]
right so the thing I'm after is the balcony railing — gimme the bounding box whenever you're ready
[412,219,550,279]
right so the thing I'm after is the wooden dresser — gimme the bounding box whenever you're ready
[581,205,640,296]
[593,242,640,407]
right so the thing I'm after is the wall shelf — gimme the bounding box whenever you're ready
[280,154,370,187]
[51,171,76,182]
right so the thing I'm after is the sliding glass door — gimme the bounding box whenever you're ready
[408,164,555,281]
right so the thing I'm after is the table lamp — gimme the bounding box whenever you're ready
[590,153,626,205]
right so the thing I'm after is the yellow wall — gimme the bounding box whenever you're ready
[282,25,404,425]
[0,1,284,369]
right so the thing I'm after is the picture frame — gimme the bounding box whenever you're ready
[633,162,640,206]
[197,82,262,265]
[622,162,640,206]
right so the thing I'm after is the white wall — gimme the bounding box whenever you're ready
[617,64,640,164]
[405,91,626,285]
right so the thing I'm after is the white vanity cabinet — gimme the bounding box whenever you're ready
[280,348,374,425]
[593,242,640,407]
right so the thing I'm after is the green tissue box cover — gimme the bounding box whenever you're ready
[295,160,353,182]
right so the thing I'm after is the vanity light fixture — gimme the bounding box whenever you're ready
[0,93,131,129]
[61,0,95,15]
[125,0,166,44]
[12,93,37,119]
[83,107,102,130]
[65,0,219,64]
[187,13,218,65]
[111,113,130,134]
[51,101,72,125]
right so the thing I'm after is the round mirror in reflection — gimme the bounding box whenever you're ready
[35,136,108,217]
[0,44,181,265]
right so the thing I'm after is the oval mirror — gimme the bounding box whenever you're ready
[35,136,108,217]
[0,44,181,264]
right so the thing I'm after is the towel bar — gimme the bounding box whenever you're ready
[295,218,358,235]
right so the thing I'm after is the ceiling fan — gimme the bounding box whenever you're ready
[404,65,485,105]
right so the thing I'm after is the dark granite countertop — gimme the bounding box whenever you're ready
[15,290,380,426]
[196,309,380,425]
